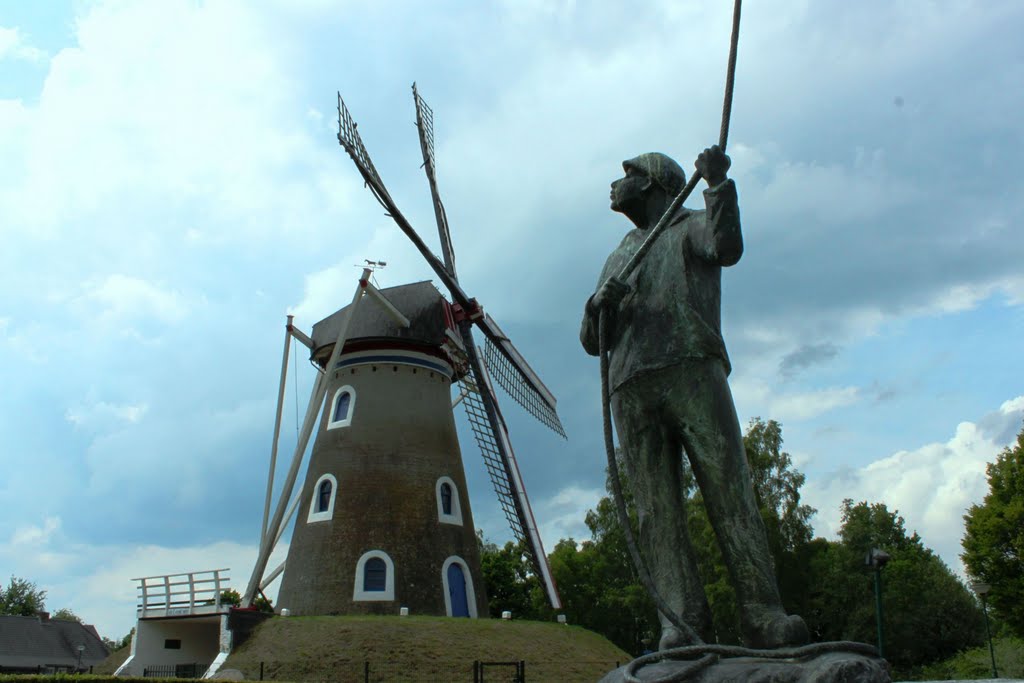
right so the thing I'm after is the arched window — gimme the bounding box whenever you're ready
[317,479,332,512]
[435,476,463,526]
[307,473,338,523]
[327,385,356,429]
[440,483,453,515]
[353,550,395,601]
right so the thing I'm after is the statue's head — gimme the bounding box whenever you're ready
[611,153,686,217]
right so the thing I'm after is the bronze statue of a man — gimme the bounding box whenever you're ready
[580,147,808,650]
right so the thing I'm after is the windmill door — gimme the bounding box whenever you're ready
[447,563,470,617]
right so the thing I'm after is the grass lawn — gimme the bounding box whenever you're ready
[223,614,628,682]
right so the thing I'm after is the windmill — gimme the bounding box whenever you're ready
[242,85,564,616]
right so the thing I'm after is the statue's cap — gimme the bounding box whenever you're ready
[623,153,686,197]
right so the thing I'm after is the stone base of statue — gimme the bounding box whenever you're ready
[599,649,891,683]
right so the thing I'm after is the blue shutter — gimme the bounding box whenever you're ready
[441,483,453,515]
[317,479,332,512]
[364,558,387,592]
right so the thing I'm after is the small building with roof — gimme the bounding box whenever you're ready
[0,612,109,674]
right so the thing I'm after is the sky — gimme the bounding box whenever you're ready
[1,0,1022,642]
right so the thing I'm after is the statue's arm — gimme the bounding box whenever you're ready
[580,295,600,356]
[688,178,743,266]
[581,268,629,356]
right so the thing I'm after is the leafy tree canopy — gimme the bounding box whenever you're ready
[478,534,544,621]
[52,607,81,622]
[807,500,984,672]
[962,422,1024,637]
[0,576,46,616]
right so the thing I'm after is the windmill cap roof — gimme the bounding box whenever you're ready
[309,281,458,362]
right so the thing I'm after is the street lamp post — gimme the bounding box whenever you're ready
[971,581,998,679]
[866,548,891,659]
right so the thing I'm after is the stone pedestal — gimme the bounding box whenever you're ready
[599,651,891,683]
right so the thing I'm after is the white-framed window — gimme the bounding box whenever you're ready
[307,473,338,523]
[327,385,356,429]
[435,476,463,526]
[441,556,478,618]
[353,550,395,601]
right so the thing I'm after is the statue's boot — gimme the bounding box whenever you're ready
[740,604,809,650]
[658,610,714,650]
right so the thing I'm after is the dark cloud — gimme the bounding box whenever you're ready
[977,402,1024,448]
[779,342,840,379]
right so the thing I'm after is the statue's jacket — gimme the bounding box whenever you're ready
[581,179,743,393]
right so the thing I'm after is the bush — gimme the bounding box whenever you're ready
[919,636,1024,680]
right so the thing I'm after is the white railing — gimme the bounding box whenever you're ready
[133,568,230,617]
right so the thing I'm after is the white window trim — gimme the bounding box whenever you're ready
[353,550,395,602]
[307,473,338,523]
[435,476,463,526]
[441,556,478,618]
[327,385,356,429]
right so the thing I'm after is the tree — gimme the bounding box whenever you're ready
[962,422,1024,637]
[479,537,543,620]
[550,419,818,649]
[806,500,984,673]
[743,418,816,554]
[219,589,242,607]
[0,576,46,616]
[52,607,81,622]
[684,418,818,643]
[218,587,272,612]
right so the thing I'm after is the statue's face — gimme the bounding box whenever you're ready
[610,165,649,214]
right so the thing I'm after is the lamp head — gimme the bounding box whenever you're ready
[866,548,891,568]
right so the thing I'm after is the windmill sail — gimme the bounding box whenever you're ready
[482,316,566,438]
[413,83,456,276]
[338,91,563,437]
[456,323,561,609]
[337,89,563,608]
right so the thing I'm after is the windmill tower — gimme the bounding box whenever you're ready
[275,279,486,616]
[243,86,565,617]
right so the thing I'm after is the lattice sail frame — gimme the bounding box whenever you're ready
[338,93,392,208]
[413,86,437,179]
[484,338,566,438]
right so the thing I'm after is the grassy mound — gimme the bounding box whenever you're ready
[93,645,130,675]
[224,614,629,682]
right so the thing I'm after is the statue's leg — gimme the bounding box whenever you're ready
[612,379,713,648]
[671,360,808,649]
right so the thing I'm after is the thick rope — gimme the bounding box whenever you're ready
[600,316,711,653]
[625,642,880,683]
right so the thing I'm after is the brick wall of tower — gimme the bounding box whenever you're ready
[275,355,487,618]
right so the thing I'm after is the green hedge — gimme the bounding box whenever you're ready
[0,677,257,683]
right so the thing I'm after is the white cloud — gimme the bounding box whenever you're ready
[745,150,916,227]
[75,274,189,326]
[537,484,603,549]
[11,516,61,546]
[52,540,287,640]
[66,400,149,428]
[1000,396,1024,414]
[733,379,860,422]
[0,26,46,63]
[805,395,1024,576]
